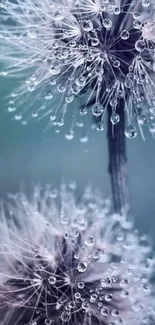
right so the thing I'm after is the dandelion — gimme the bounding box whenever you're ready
[0,184,155,325]
[1,0,155,212]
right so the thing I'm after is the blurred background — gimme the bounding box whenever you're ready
[0,74,155,241]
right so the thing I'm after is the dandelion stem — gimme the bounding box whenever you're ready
[107,101,128,214]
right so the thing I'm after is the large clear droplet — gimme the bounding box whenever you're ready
[125,125,137,139]
[92,104,104,117]
[120,30,130,40]
[82,20,93,32]
[142,0,150,7]
[77,262,87,273]
[110,113,120,125]
[135,40,145,52]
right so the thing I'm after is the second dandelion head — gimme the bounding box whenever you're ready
[0,184,155,325]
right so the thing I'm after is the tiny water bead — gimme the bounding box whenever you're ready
[48,276,56,285]
[1,0,155,139]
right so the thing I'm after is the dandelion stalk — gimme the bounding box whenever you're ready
[107,101,128,213]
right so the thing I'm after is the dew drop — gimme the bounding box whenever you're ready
[45,319,52,325]
[120,30,130,40]
[78,282,85,289]
[65,131,74,140]
[133,20,142,30]
[75,292,81,299]
[101,306,109,316]
[103,19,112,29]
[77,262,87,273]
[125,125,137,139]
[97,122,104,131]
[138,115,148,125]
[48,276,56,285]
[135,40,145,52]
[8,106,16,112]
[92,104,104,117]
[14,114,22,121]
[142,0,150,7]
[80,136,89,143]
[85,236,95,246]
[110,113,120,125]
[61,312,71,322]
[82,20,93,32]
[101,277,112,287]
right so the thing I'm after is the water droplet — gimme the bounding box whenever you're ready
[78,282,85,289]
[14,114,22,121]
[65,131,74,140]
[133,12,140,19]
[45,319,52,325]
[92,104,104,117]
[113,60,120,68]
[8,106,16,112]
[49,65,61,75]
[110,113,120,125]
[90,293,97,302]
[138,115,148,125]
[111,309,119,317]
[57,85,66,93]
[50,114,56,121]
[76,76,86,87]
[93,250,100,259]
[75,292,81,299]
[32,111,38,118]
[82,301,89,309]
[80,136,89,143]
[142,0,150,7]
[77,262,87,273]
[125,125,137,139]
[97,122,104,131]
[120,30,130,40]
[103,19,112,29]
[80,107,87,115]
[105,293,113,301]
[69,301,76,309]
[27,28,37,38]
[133,20,142,30]
[85,236,95,246]
[48,276,56,285]
[114,7,120,15]
[61,312,71,322]
[101,277,112,287]
[135,40,145,52]
[101,306,109,316]
[91,37,99,46]
[82,20,93,32]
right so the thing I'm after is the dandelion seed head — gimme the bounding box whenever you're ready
[0,184,155,325]
[1,0,155,137]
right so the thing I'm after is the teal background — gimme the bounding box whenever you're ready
[0,74,155,240]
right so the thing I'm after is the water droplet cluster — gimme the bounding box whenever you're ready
[1,0,155,138]
[0,184,155,325]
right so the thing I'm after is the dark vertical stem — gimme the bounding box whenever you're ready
[107,100,128,214]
